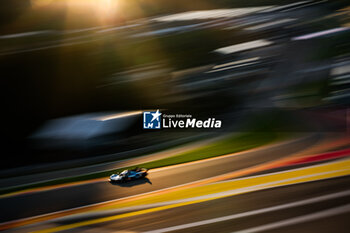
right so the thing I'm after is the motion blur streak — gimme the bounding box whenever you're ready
[214,40,273,54]
[292,27,350,40]
[212,57,260,69]
[142,190,350,233]
[279,147,350,166]
[93,111,143,121]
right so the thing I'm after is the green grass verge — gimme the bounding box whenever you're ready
[137,132,276,168]
[0,132,278,196]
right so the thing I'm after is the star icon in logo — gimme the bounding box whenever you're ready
[151,109,162,122]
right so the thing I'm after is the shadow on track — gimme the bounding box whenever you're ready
[109,177,153,187]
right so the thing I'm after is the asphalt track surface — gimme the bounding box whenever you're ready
[0,134,319,223]
[59,175,350,233]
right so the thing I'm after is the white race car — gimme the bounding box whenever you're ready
[109,168,148,183]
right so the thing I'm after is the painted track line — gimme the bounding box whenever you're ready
[233,203,350,233]
[142,190,350,233]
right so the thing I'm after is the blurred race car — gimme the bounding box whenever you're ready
[109,167,148,183]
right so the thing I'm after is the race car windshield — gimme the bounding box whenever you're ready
[120,170,128,175]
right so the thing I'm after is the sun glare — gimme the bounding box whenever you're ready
[31,0,119,15]
[31,0,120,25]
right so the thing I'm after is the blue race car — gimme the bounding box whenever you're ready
[109,167,148,183]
